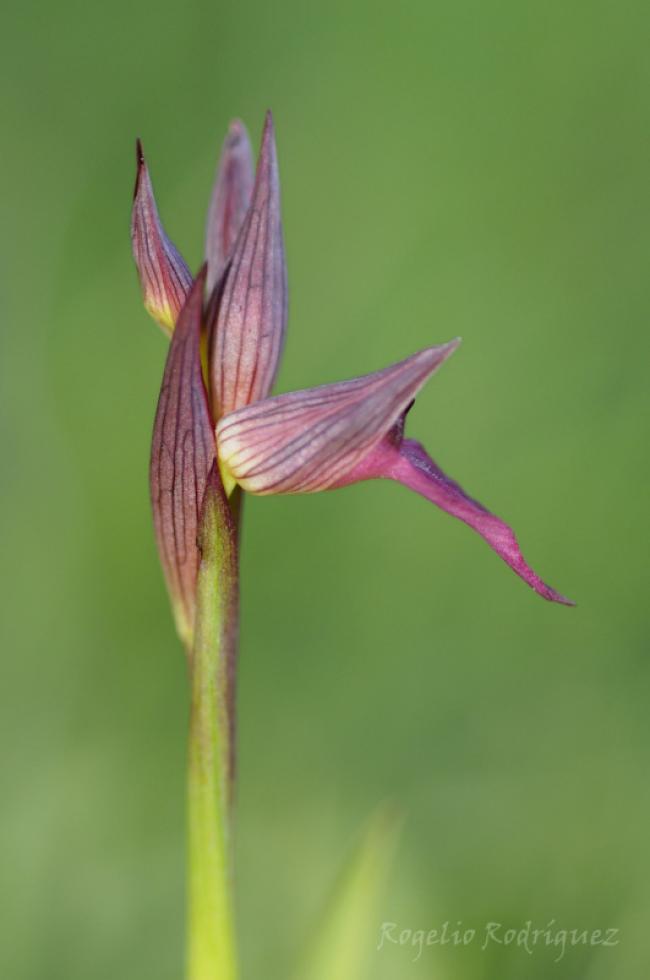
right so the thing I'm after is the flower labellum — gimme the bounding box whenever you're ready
[216,343,574,604]
[216,343,459,494]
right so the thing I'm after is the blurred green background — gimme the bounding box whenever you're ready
[2,0,649,977]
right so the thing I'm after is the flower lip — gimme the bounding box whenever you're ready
[215,331,572,605]
[348,434,576,606]
[216,340,461,495]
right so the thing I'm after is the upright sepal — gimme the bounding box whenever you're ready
[131,139,193,333]
[209,110,288,417]
[150,266,216,649]
[205,120,254,294]
[216,343,459,493]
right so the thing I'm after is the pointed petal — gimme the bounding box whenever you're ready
[131,139,193,333]
[216,342,459,494]
[205,119,254,294]
[208,110,288,416]
[150,266,217,649]
[341,435,574,605]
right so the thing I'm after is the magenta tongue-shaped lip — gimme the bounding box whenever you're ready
[216,337,573,605]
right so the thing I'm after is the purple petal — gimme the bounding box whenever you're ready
[150,266,217,648]
[208,110,288,417]
[339,434,574,605]
[216,342,459,493]
[131,139,192,333]
[205,119,254,294]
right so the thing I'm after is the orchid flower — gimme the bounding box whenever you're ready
[133,112,571,621]
[131,109,572,980]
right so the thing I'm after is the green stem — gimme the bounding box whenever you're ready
[186,471,239,980]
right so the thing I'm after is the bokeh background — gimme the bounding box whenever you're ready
[2,1,649,977]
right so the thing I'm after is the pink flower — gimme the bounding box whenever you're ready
[132,111,573,644]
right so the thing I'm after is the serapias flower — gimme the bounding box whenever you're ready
[132,111,573,650]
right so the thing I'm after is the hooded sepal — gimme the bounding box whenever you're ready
[131,139,192,333]
[150,266,216,650]
[205,120,254,295]
[208,110,288,417]
[216,342,459,493]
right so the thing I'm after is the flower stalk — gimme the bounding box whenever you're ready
[187,467,239,980]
